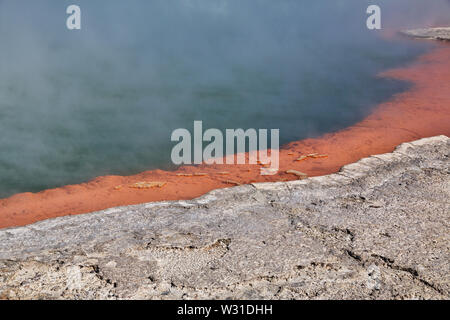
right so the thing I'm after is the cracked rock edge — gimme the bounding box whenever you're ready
[0,135,449,300]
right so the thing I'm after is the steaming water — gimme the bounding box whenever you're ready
[0,0,444,197]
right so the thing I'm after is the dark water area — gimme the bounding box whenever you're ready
[0,0,447,197]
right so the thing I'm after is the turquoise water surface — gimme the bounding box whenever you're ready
[0,1,436,197]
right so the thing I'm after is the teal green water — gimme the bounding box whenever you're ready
[0,1,436,197]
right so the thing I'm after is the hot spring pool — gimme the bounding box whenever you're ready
[0,1,434,197]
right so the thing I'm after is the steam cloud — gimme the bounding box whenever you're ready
[0,0,448,196]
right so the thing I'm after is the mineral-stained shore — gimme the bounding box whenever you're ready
[0,135,448,300]
[1,29,450,230]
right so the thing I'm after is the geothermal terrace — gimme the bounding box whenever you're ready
[0,28,449,300]
[0,136,448,299]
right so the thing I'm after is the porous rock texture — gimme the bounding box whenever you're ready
[402,27,450,41]
[0,136,448,300]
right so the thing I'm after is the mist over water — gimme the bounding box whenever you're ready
[0,0,448,197]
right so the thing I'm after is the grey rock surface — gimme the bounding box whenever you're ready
[0,136,449,300]
[402,27,450,41]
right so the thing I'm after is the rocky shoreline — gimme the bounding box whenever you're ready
[2,29,450,231]
[0,135,448,299]
[402,27,450,41]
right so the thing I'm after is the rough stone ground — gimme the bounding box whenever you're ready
[0,135,448,300]
[402,27,450,41]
